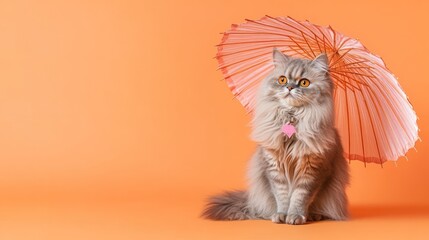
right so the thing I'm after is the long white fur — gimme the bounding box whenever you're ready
[203,49,349,224]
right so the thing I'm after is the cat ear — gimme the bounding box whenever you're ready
[311,53,329,72]
[273,48,290,67]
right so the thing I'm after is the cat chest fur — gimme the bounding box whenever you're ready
[261,122,336,184]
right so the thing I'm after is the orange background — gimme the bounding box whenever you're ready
[0,0,428,239]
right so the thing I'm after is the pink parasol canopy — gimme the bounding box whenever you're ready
[216,16,419,165]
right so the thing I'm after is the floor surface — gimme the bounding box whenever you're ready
[1,197,428,240]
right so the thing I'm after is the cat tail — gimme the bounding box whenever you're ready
[202,190,252,220]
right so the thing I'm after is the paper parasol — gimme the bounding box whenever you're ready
[216,16,419,165]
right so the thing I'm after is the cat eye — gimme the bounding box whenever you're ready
[278,76,288,85]
[299,79,310,87]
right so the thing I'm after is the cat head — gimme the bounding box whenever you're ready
[257,48,333,108]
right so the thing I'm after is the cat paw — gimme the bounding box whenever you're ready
[271,213,287,224]
[307,213,324,222]
[286,214,306,225]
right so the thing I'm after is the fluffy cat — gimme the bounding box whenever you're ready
[202,48,350,225]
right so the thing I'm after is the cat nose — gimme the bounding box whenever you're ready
[287,86,294,91]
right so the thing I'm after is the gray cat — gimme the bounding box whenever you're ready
[202,48,350,225]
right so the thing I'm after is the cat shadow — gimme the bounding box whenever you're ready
[349,204,429,220]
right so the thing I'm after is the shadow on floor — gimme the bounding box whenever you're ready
[350,204,429,219]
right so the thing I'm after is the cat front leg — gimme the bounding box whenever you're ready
[266,165,291,224]
[286,156,326,225]
[269,178,290,223]
[286,187,311,225]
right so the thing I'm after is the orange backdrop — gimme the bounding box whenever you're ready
[0,0,428,239]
